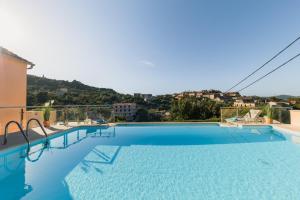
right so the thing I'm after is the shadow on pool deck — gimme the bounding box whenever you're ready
[0,129,60,151]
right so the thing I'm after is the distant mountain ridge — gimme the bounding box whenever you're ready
[275,95,299,100]
[27,75,130,105]
[27,75,299,106]
[27,75,117,94]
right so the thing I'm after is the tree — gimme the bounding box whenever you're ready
[135,108,149,122]
[170,96,225,120]
[27,93,37,106]
[36,92,49,105]
[149,95,173,110]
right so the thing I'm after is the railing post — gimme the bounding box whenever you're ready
[279,108,282,123]
[20,108,25,129]
[63,108,67,125]
[76,106,79,125]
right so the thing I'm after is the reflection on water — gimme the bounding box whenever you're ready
[26,142,49,163]
[0,125,289,199]
[0,150,32,200]
[0,126,115,200]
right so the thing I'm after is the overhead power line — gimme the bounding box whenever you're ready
[226,36,300,92]
[237,53,300,92]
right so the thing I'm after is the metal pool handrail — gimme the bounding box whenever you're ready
[26,142,49,162]
[26,118,48,139]
[2,121,30,150]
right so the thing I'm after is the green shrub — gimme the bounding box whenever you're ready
[43,107,51,121]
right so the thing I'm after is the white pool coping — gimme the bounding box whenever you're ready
[272,124,300,136]
[1,122,300,153]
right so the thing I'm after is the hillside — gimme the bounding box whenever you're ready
[27,75,130,106]
[275,95,298,100]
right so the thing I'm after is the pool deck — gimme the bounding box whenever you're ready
[273,124,300,136]
[0,127,64,152]
[1,122,300,152]
[0,123,116,152]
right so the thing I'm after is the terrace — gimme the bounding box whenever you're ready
[1,103,300,152]
[0,105,113,150]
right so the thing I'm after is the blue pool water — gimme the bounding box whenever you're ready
[1,124,300,199]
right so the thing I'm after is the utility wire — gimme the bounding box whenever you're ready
[226,36,300,92]
[237,53,300,92]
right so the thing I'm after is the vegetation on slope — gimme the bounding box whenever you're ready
[170,96,228,121]
[27,75,127,106]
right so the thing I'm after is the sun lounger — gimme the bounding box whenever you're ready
[225,109,262,124]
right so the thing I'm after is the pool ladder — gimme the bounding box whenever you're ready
[2,118,49,150]
[2,121,30,150]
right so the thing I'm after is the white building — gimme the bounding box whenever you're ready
[268,101,290,107]
[113,103,137,120]
[233,99,256,108]
[57,88,68,96]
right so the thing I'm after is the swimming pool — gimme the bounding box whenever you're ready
[1,123,300,200]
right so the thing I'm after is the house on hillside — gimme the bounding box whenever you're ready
[224,92,241,100]
[174,92,196,100]
[134,93,153,101]
[175,90,231,102]
[289,100,297,105]
[57,88,68,96]
[113,103,137,121]
[0,47,34,134]
[268,101,290,107]
[233,99,256,108]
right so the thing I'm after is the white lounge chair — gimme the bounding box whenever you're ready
[246,109,262,122]
[225,109,262,123]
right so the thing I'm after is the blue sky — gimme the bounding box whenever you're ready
[1,0,300,96]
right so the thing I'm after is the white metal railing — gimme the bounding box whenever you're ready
[0,105,113,135]
[220,106,292,124]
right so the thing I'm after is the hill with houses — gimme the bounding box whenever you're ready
[27,75,299,111]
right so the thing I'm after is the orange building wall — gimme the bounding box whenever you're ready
[0,53,28,135]
[290,110,300,127]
